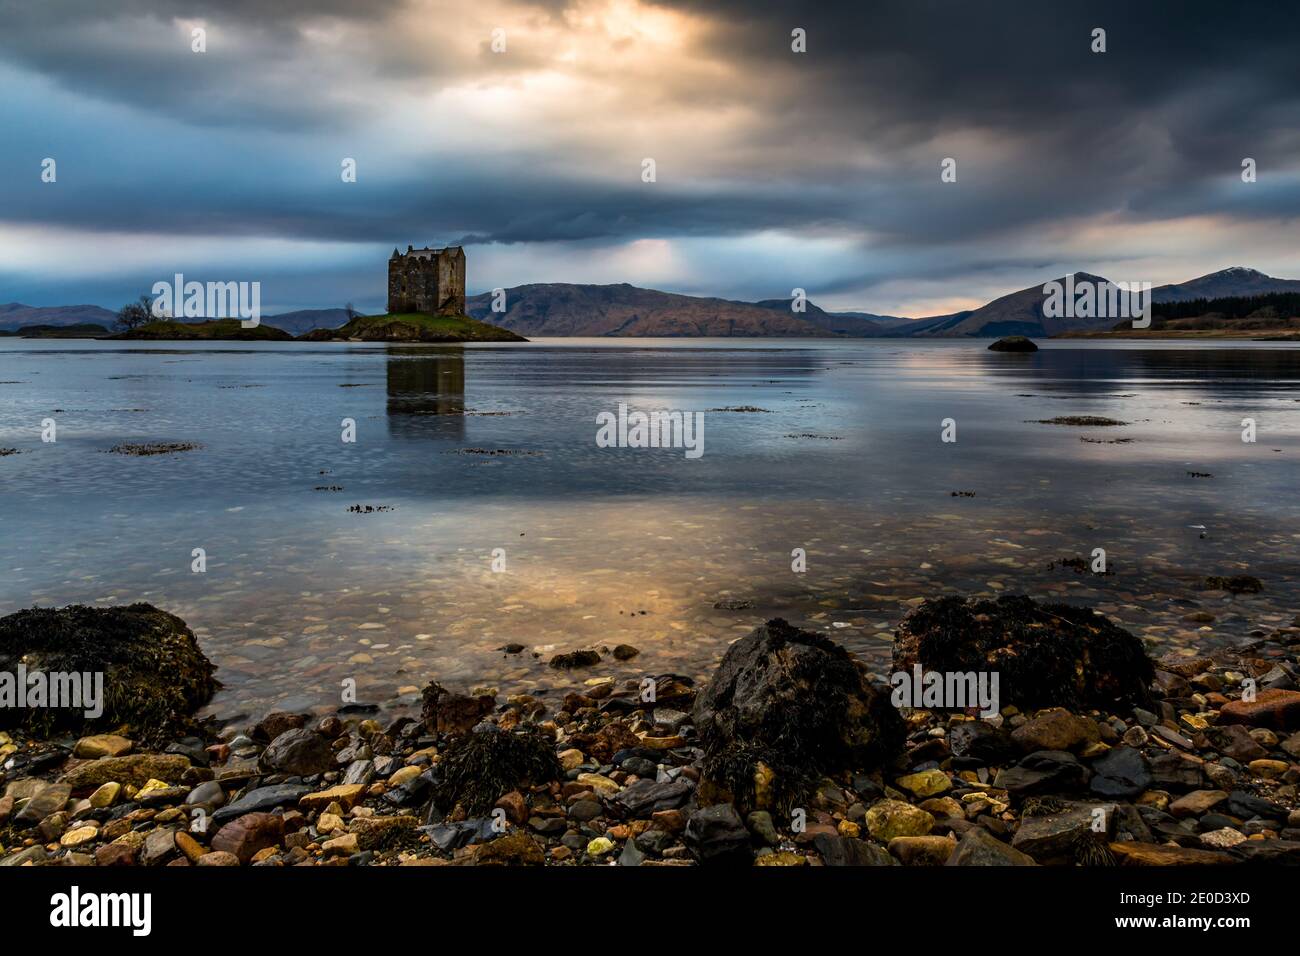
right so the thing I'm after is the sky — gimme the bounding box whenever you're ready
[1,0,1299,316]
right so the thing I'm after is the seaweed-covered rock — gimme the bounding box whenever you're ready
[693,618,905,814]
[429,726,561,818]
[892,595,1153,712]
[0,603,217,742]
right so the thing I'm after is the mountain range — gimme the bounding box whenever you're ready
[463,283,900,337]
[5,268,1297,338]
[898,267,1300,338]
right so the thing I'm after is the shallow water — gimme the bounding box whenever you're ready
[1,338,1298,722]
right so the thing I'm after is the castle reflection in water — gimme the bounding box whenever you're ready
[385,346,466,440]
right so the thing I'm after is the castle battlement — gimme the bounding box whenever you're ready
[387,245,466,315]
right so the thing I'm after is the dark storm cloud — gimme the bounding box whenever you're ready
[2,0,1299,309]
[0,0,578,128]
[651,0,1300,239]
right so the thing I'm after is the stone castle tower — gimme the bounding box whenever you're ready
[387,245,466,315]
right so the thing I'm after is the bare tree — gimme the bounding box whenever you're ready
[115,295,156,332]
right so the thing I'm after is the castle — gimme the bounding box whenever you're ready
[387,245,466,316]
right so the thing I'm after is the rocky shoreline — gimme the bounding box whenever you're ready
[2,597,1298,867]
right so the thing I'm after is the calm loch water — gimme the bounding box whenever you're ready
[1,338,1298,722]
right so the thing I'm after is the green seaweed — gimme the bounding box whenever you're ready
[430,727,561,818]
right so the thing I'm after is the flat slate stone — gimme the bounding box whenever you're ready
[213,784,312,824]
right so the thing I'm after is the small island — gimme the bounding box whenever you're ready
[111,319,294,341]
[300,311,525,343]
[988,335,1038,352]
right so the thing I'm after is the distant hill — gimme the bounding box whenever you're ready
[0,323,110,338]
[465,283,897,337]
[751,299,891,335]
[1151,267,1300,303]
[259,308,351,335]
[881,267,1300,338]
[889,273,1132,338]
[0,303,117,331]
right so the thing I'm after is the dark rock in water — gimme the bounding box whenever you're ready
[988,335,1038,352]
[994,750,1089,796]
[684,804,753,865]
[260,728,334,776]
[813,833,896,866]
[429,726,560,817]
[693,618,905,813]
[213,784,311,824]
[893,594,1154,711]
[1203,575,1262,594]
[338,702,379,714]
[420,682,495,736]
[0,603,217,742]
[610,777,695,817]
[947,826,1038,865]
[1089,746,1151,798]
[549,650,601,669]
